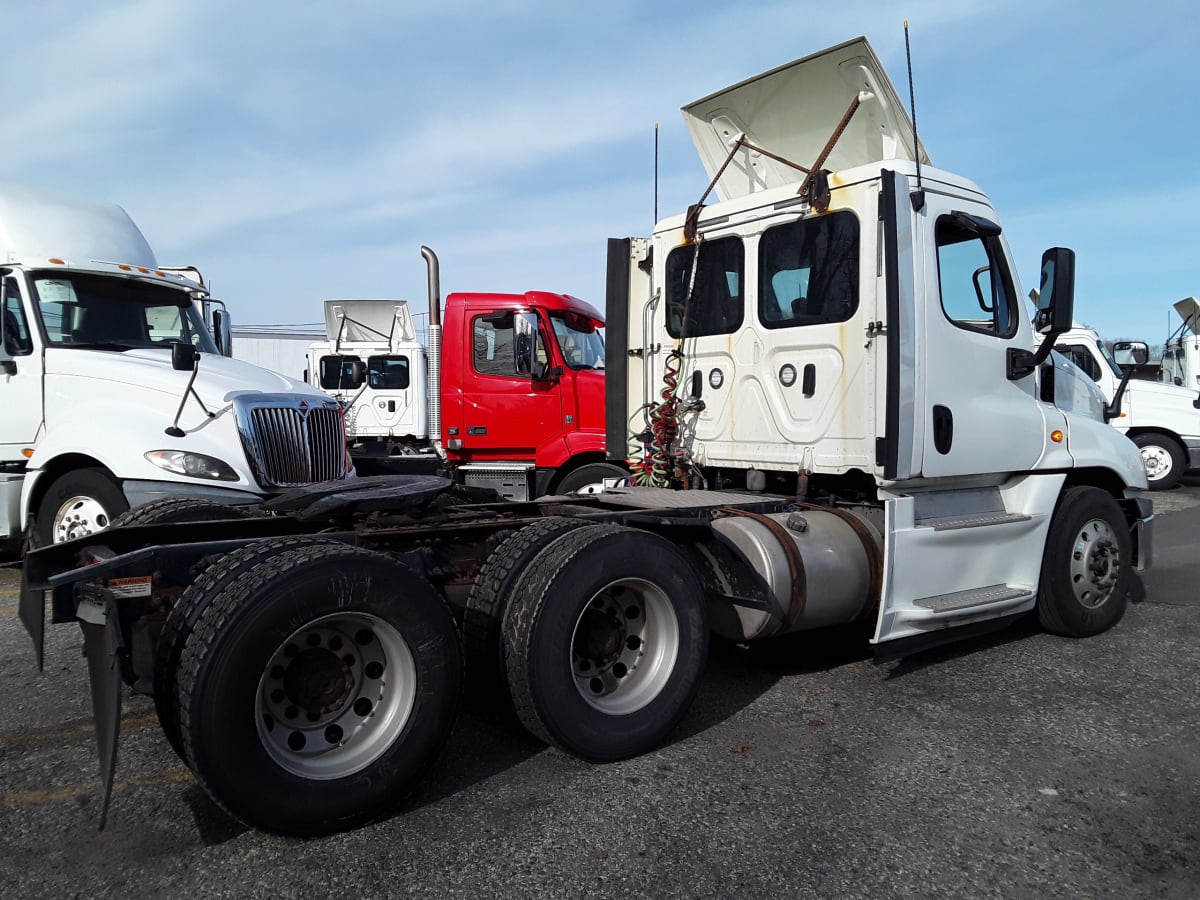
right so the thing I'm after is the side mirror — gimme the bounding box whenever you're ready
[1112,340,1149,367]
[513,312,538,376]
[1008,247,1076,380]
[171,341,199,372]
[212,308,234,357]
[348,360,367,385]
[1033,247,1075,336]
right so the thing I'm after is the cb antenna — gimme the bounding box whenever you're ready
[654,122,660,226]
[904,21,925,211]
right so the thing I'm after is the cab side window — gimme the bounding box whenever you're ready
[473,317,516,377]
[318,354,363,390]
[665,236,744,339]
[1057,344,1101,381]
[758,211,859,328]
[3,277,33,356]
[935,216,1017,337]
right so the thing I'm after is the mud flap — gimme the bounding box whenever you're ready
[78,590,125,831]
[17,575,45,672]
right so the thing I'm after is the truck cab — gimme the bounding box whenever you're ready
[440,290,612,498]
[0,181,351,548]
[1054,325,1200,488]
[608,37,1150,648]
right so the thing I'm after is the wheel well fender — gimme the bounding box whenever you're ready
[22,454,117,531]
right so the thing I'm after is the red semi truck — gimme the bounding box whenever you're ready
[310,247,624,498]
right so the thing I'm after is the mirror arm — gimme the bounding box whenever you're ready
[1008,330,1061,380]
[1104,368,1135,422]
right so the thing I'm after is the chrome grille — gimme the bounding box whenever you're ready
[235,396,348,488]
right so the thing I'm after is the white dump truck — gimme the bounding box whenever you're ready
[20,37,1151,838]
[0,181,352,549]
[1054,325,1200,489]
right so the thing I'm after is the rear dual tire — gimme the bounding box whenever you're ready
[501,525,708,761]
[174,540,462,836]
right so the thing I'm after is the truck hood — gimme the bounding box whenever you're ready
[682,36,931,202]
[1175,296,1199,335]
[1126,378,1200,406]
[44,348,324,407]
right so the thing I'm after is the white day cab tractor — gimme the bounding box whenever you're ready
[20,37,1151,838]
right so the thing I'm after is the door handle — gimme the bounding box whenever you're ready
[932,405,953,454]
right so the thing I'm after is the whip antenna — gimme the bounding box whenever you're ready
[904,21,925,211]
[654,123,659,226]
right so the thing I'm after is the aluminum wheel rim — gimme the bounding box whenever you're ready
[256,612,416,780]
[1140,445,1173,482]
[571,578,679,715]
[52,495,113,543]
[1069,517,1121,609]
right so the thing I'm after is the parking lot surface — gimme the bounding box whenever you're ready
[2,481,1198,899]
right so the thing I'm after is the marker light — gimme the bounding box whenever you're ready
[1051,430,1064,443]
[48,258,65,265]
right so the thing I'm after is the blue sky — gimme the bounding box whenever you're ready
[6,1,1198,344]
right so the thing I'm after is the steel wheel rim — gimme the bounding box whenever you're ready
[52,495,113,543]
[1139,445,1173,481]
[570,577,679,715]
[1069,517,1121,609]
[256,612,417,780]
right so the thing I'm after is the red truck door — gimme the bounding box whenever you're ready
[454,308,565,462]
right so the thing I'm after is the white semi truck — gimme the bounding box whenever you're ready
[20,37,1152,838]
[0,181,352,550]
[1160,296,1200,390]
[1054,325,1200,489]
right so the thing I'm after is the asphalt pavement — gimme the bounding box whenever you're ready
[1,482,1198,899]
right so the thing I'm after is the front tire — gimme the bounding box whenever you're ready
[1037,486,1132,637]
[553,463,628,495]
[502,525,708,761]
[1132,432,1185,490]
[35,468,129,546]
[176,542,462,836]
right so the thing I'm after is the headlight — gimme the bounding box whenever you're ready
[145,450,240,482]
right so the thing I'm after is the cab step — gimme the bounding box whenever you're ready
[913,583,1032,613]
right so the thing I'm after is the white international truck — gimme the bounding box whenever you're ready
[0,181,352,551]
[1054,325,1200,489]
[20,37,1152,838]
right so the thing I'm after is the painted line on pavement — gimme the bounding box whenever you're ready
[0,713,160,747]
[1,769,192,809]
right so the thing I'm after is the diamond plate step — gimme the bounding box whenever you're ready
[913,584,1032,612]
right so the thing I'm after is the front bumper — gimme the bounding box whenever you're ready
[1183,437,1200,471]
[121,479,265,509]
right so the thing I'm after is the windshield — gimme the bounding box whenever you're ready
[1096,340,1124,378]
[30,271,218,354]
[550,313,605,370]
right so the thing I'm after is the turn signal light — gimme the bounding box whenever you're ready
[1050,430,1064,443]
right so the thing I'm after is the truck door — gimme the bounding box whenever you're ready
[912,186,1048,479]
[0,274,44,451]
[459,311,563,461]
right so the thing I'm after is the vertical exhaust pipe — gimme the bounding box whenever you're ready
[420,246,447,459]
